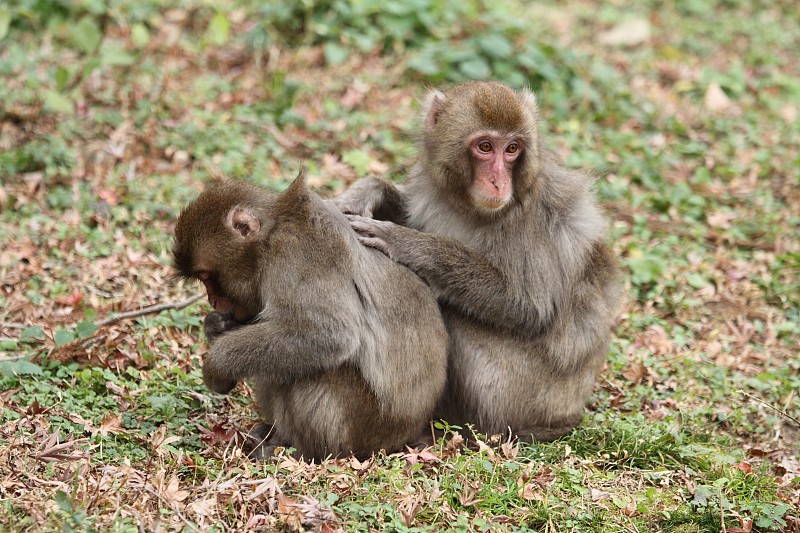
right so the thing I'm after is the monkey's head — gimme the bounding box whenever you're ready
[173,180,274,322]
[420,81,541,217]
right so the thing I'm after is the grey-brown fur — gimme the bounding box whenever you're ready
[173,175,448,459]
[338,81,622,441]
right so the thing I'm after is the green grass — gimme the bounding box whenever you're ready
[1,0,798,531]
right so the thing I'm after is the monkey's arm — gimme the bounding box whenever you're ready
[347,215,550,336]
[332,177,407,224]
[202,317,358,394]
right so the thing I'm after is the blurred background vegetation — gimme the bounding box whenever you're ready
[1,0,798,531]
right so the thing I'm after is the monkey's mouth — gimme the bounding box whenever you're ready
[473,194,511,210]
[209,294,234,314]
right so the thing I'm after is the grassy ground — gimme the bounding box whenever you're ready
[1,0,798,531]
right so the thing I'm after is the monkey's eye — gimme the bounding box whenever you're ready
[505,143,519,154]
[477,141,493,153]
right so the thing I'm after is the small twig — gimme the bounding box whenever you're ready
[739,389,800,428]
[0,322,27,329]
[86,284,114,299]
[1,351,44,362]
[96,293,204,327]
[0,294,205,363]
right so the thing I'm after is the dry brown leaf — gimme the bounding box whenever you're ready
[598,19,651,46]
[403,446,440,466]
[97,188,120,206]
[490,515,518,526]
[704,82,734,114]
[98,413,123,437]
[517,464,555,500]
[641,325,675,355]
[397,493,422,526]
[779,104,797,124]
[443,432,465,458]
[189,497,217,518]
[622,360,649,384]
[35,429,89,462]
[517,481,544,501]
[161,475,190,504]
[500,439,518,460]
[348,456,373,472]
[245,514,275,530]
[776,454,800,478]
[474,438,497,460]
[341,79,369,110]
[321,153,356,182]
[366,159,389,175]
[151,425,182,457]
[458,482,484,507]
[707,210,735,229]
[297,496,339,532]
[246,476,280,501]
[0,185,10,211]
[276,493,306,532]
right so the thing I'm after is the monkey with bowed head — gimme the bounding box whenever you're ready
[337,81,622,441]
[172,173,448,460]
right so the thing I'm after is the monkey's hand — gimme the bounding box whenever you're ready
[204,311,241,345]
[331,192,374,218]
[332,176,408,221]
[345,214,400,257]
[202,345,238,394]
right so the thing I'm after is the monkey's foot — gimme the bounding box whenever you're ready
[243,423,284,461]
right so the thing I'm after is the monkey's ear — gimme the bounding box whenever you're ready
[423,89,446,131]
[226,206,261,239]
[293,167,308,187]
[519,88,538,115]
[278,168,311,209]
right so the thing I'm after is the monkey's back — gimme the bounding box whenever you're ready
[353,247,449,424]
[320,199,449,427]
[250,199,448,459]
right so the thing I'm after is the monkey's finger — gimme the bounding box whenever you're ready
[357,236,389,254]
[345,214,380,235]
[346,213,383,226]
[333,200,372,218]
[344,208,372,217]
[338,206,359,215]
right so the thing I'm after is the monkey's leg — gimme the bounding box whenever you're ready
[450,424,576,449]
[516,412,584,443]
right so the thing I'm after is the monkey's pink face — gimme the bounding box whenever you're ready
[469,133,522,211]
